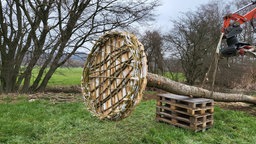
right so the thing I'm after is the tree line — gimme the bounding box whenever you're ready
[0,0,255,93]
[0,0,159,93]
[141,0,256,90]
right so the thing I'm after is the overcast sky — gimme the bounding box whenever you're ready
[150,0,232,32]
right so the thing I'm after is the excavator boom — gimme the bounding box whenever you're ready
[222,3,256,31]
[220,0,256,57]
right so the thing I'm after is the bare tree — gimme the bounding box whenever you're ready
[141,30,165,74]
[0,0,159,93]
[165,1,222,85]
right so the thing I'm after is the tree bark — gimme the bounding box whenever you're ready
[147,73,256,104]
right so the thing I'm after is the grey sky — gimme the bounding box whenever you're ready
[151,0,233,31]
[155,0,209,29]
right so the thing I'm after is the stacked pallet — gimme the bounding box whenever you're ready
[156,93,214,132]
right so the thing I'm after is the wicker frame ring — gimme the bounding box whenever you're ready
[81,31,147,120]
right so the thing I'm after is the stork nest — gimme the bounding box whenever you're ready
[81,31,147,120]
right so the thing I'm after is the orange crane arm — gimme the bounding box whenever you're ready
[220,1,256,58]
[222,4,256,32]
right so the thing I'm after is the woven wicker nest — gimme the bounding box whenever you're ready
[81,31,147,120]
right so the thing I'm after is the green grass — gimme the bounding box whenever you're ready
[144,90,158,95]
[48,67,83,86]
[32,67,83,86]
[163,72,186,82]
[0,99,256,144]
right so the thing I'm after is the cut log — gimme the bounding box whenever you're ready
[147,73,256,105]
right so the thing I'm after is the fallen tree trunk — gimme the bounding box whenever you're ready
[147,73,256,104]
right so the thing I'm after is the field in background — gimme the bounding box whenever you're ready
[32,67,83,87]
[33,67,185,87]
[0,98,256,143]
[163,72,186,82]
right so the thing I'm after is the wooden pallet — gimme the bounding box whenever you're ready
[156,93,214,132]
[156,117,213,132]
[157,105,213,118]
[156,104,214,116]
[157,94,214,108]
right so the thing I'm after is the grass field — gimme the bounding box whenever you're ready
[0,98,256,144]
[1,68,255,143]
[163,72,186,82]
[32,67,83,86]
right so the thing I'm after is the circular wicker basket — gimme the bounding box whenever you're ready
[81,31,147,120]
